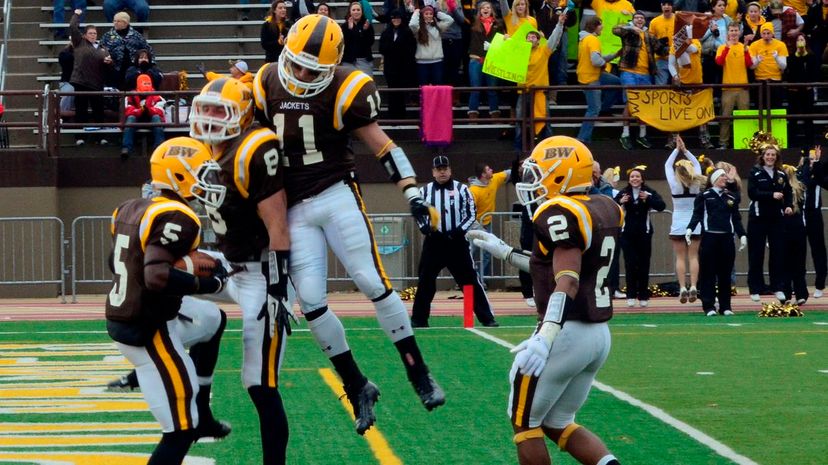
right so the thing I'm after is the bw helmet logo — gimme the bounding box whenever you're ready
[542,146,575,160]
[164,145,199,159]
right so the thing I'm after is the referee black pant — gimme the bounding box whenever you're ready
[698,232,735,313]
[747,215,784,294]
[412,232,495,326]
[805,209,827,290]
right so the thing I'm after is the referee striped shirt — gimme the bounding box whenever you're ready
[419,179,477,233]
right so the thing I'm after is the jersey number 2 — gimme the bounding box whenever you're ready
[109,234,130,307]
[594,236,616,308]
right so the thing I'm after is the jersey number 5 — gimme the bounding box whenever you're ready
[109,234,130,307]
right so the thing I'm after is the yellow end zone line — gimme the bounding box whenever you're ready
[318,368,402,465]
[0,422,158,433]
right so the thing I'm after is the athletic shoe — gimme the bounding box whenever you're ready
[679,288,688,304]
[525,297,536,307]
[626,299,637,307]
[688,286,698,303]
[411,320,429,328]
[796,298,807,306]
[482,320,500,327]
[346,380,380,436]
[636,136,653,149]
[750,294,760,302]
[413,374,446,411]
[195,419,232,442]
[106,371,140,392]
[722,310,734,316]
[814,289,823,298]
[775,291,787,303]
[639,300,649,307]
[613,290,627,299]
[619,136,634,150]
[706,310,717,316]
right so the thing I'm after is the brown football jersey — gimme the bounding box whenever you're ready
[254,64,380,206]
[202,124,284,263]
[530,194,623,323]
[105,197,202,332]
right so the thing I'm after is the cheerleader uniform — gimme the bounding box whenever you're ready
[665,148,703,238]
[799,159,827,293]
[615,184,666,304]
[746,165,792,296]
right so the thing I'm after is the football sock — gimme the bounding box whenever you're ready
[330,351,368,392]
[188,309,226,379]
[373,290,413,342]
[305,306,351,357]
[148,429,194,465]
[597,455,620,465]
[195,384,214,424]
[639,126,646,138]
[248,386,288,465]
[621,126,630,137]
[394,336,429,381]
[126,370,138,388]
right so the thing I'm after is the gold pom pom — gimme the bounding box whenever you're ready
[178,71,189,91]
[399,286,417,301]
[758,301,804,317]
[746,131,780,155]
[626,164,648,176]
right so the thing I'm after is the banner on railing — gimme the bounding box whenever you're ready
[627,88,714,132]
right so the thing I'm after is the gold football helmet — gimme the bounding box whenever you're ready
[278,14,344,98]
[189,77,253,144]
[150,137,214,200]
[516,136,594,206]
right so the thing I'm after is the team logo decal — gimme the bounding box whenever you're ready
[542,146,574,160]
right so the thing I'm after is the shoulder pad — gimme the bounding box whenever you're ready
[334,69,375,130]
[534,196,594,251]
[234,127,279,198]
[139,199,201,251]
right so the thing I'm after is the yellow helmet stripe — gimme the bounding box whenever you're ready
[235,128,278,199]
[253,64,270,116]
[334,70,371,130]
[138,200,202,252]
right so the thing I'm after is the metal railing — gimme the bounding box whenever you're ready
[0,0,11,101]
[0,217,66,302]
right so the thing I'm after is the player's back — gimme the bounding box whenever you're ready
[531,194,623,323]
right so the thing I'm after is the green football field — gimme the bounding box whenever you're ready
[1,312,826,464]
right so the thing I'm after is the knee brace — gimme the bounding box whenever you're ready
[557,423,582,451]
[513,427,544,445]
[372,290,413,342]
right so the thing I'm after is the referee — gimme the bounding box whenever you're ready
[411,156,498,328]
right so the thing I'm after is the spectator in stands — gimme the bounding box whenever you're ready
[499,0,536,35]
[798,149,827,298]
[438,0,466,91]
[615,165,666,307]
[70,9,113,146]
[58,41,76,115]
[409,5,455,85]
[103,0,149,25]
[665,135,705,304]
[260,0,291,63]
[534,0,575,106]
[197,60,254,91]
[121,73,165,158]
[803,0,828,70]
[614,11,668,150]
[749,22,788,108]
[341,1,376,76]
[53,0,86,40]
[786,34,818,145]
[513,20,564,152]
[746,141,792,302]
[648,0,678,86]
[673,0,709,12]
[701,0,732,100]
[381,0,414,24]
[100,12,152,89]
[779,163,809,304]
[764,0,804,54]
[291,0,317,21]
[379,8,417,119]
[316,2,332,16]
[576,16,621,143]
[741,1,766,46]
[600,164,625,299]
[467,1,504,119]
[716,23,752,149]
[239,0,270,21]
[468,162,511,280]
[124,49,162,91]
[671,34,714,149]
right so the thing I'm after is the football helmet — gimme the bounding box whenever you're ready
[150,137,215,200]
[189,77,253,144]
[278,14,344,98]
[516,136,594,206]
[192,160,226,209]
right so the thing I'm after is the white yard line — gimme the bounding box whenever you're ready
[467,327,761,465]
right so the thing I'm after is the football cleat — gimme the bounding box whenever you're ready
[194,419,232,442]
[106,371,140,392]
[346,380,380,435]
[413,373,445,412]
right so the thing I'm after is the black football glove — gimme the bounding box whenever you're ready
[409,196,438,235]
[258,250,295,336]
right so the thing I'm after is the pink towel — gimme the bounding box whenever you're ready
[420,85,453,147]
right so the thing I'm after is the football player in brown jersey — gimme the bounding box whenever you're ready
[467,136,624,465]
[252,14,444,435]
[105,137,229,465]
[189,77,293,464]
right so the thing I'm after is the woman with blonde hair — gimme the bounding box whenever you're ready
[665,135,707,303]
[498,0,537,35]
[778,163,808,304]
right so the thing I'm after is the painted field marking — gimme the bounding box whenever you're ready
[818,370,828,374]
[318,368,402,465]
[696,372,715,375]
[0,451,214,465]
[0,433,161,447]
[0,422,157,433]
[467,327,760,465]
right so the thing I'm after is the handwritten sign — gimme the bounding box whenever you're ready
[627,88,714,132]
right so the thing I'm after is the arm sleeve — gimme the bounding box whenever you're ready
[732,203,747,237]
[437,11,455,30]
[409,10,420,32]
[775,55,787,70]
[459,184,477,232]
[686,193,705,231]
[716,45,730,65]
[499,0,511,17]
[647,188,667,212]
[547,22,564,51]
[782,174,793,209]
[146,209,202,257]
[668,54,678,78]
[299,0,310,16]
[591,50,607,67]
[744,48,753,67]
[665,149,680,192]
[70,14,82,47]
[245,134,285,204]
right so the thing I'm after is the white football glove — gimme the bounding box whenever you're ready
[739,235,747,252]
[510,334,551,377]
[685,228,693,246]
[466,229,513,261]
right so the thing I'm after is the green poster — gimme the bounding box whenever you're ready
[732,109,788,149]
[482,31,533,83]
[567,9,580,61]
[599,10,631,65]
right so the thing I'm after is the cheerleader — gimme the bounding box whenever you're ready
[779,163,808,304]
[615,165,666,307]
[686,168,747,316]
[602,166,625,299]
[798,149,826,298]
[746,143,792,302]
[664,135,707,304]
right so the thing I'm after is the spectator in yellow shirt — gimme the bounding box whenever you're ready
[648,0,678,85]
[716,23,753,149]
[668,36,715,149]
[499,0,537,35]
[197,60,254,92]
[749,22,788,107]
[592,0,635,66]
[576,16,622,143]
[468,162,512,278]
